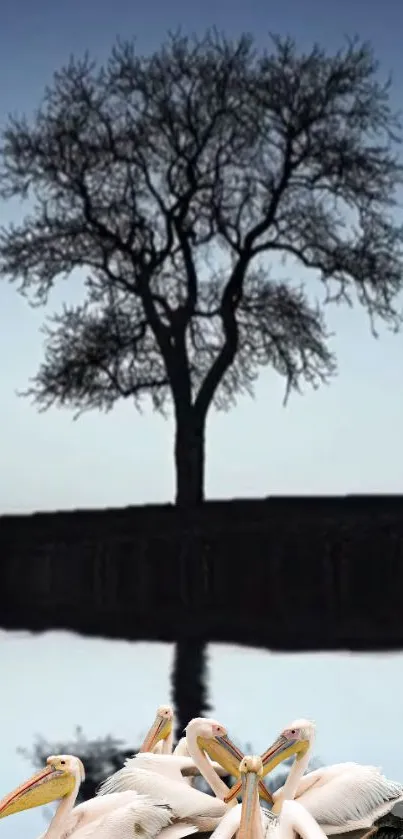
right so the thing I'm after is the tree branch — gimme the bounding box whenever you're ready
[0,29,402,428]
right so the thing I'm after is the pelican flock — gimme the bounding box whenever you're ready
[0,706,402,839]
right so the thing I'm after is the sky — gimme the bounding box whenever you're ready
[0,0,403,511]
[1,3,403,838]
[1,634,403,839]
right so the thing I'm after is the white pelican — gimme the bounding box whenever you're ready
[0,754,198,839]
[209,755,327,839]
[98,717,272,805]
[125,708,233,787]
[225,720,403,834]
[0,747,241,835]
[137,704,193,787]
[139,704,176,754]
[139,704,190,756]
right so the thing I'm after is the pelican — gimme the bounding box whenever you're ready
[127,708,233,787]
[0,746,239,835]
[137,704,192,787]
[225,720,403,834]
[139,704,176,754]
[209,755,327,839]
[0,754,198,839]
[98,717,272,805]
[138,704,190,757]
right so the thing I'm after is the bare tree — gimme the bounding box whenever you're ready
[1,30,403,733]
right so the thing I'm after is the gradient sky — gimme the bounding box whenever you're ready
[1,5,403,836]
[1,0,403,512]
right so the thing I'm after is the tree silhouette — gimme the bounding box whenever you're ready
[171,639,212,740]
[2,29,403,733]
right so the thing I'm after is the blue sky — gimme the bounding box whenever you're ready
[1,0,403,512]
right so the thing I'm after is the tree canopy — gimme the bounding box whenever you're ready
[1,31,402,444]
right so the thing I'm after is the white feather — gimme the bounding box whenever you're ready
[173,739,191,757]
[159,825,199,839]
[125,754,198,783]
[66,795,173,839]
[274,764,403,834]
[107,752,226,782]
[97,767,226,829]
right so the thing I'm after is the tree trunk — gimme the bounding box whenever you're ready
[171,413,210,740]
[174,415,205,507]
[171,637,212,741]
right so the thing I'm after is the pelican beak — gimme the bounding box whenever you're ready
[238,769,261,839]
[224,735,309,804]
[198,735,273,806]
[260,734,310,774]
[0,763,75,819]
[139,713,173,753]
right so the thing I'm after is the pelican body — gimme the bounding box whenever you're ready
[0,718,268,839]
[226,720,403,834]
[99,717,272,806]
[210,755,328,839]
[0,754,197,839]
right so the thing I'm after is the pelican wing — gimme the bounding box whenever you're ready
[111,752,226,781]
[98,767,227,824]
[123,754,198,782]
[55,791,148,839]
[272,765,361,805]
[293,764,403,834]
[69,796,173,839]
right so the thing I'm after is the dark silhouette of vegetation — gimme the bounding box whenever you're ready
[2,29,403,734]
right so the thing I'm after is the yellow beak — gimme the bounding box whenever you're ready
[238,769,262,839]
[0,764,75,819]
[198,736,273,806]
[260,734,310,775]
[138,714,173,753]
[224,735,309,804]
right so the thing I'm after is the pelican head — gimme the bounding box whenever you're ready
[238,756,264,839]
[0,755,84,820]
[186,718,273,806]
[138,704,174,753]
[260,719,315,772]
[240,756,264,776]
[224,719,315,804]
